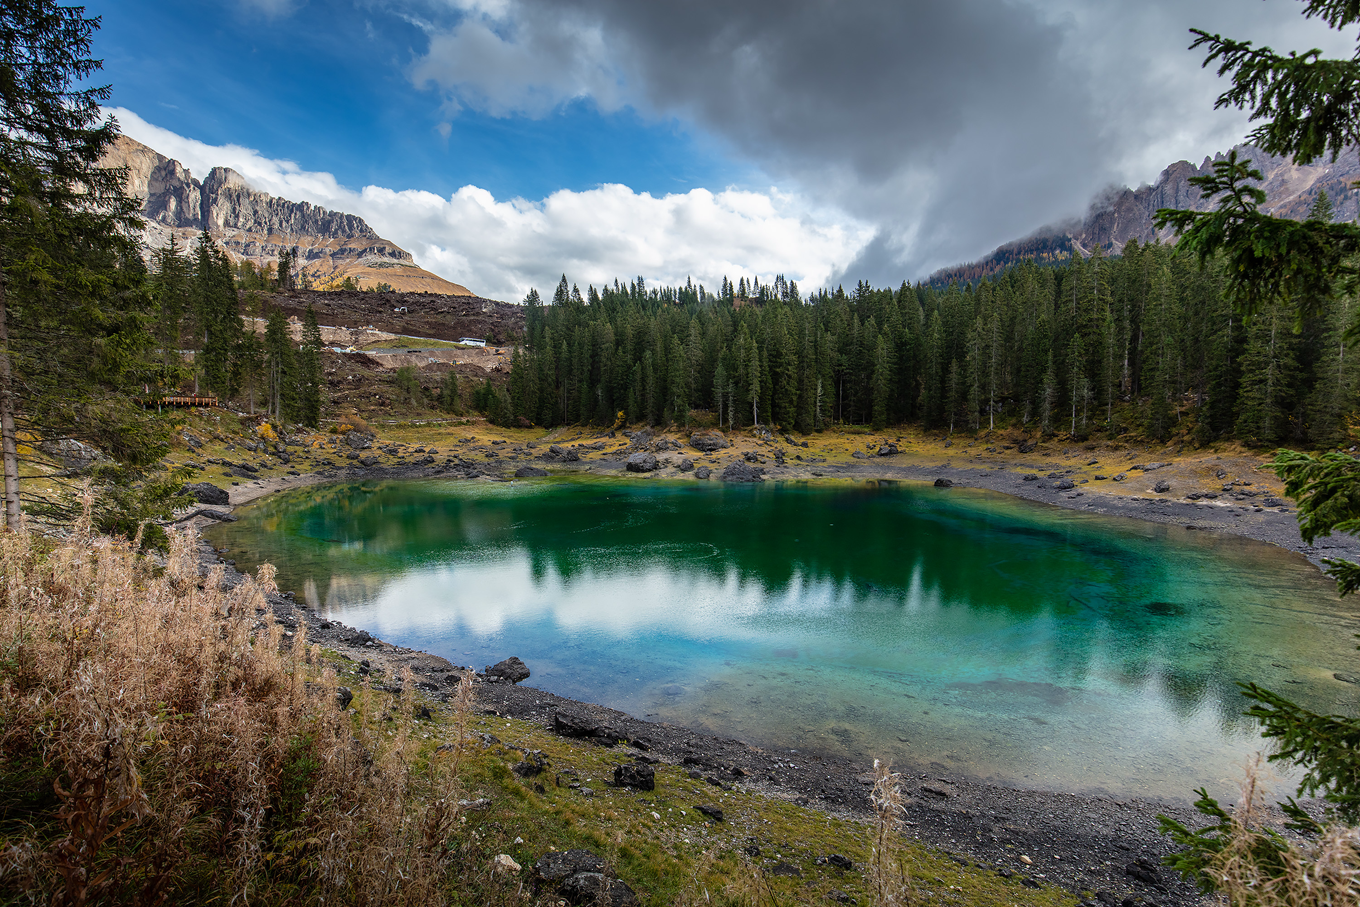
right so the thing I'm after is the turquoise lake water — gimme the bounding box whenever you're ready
[206,477,1360,800]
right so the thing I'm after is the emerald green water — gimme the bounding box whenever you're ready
[207,477,1360,799]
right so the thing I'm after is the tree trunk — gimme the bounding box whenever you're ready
[0,273,22,530]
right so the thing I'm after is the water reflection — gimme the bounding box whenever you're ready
[208,477,1360,798]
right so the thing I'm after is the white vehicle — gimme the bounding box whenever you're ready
[458,337,486,347]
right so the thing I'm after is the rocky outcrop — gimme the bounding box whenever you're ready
[101,135,473,295]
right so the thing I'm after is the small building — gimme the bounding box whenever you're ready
[459,338,486,347]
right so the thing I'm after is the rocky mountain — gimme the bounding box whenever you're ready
[101,135,473,296]
[930,144,1360,285]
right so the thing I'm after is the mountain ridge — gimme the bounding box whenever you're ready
[929,144,1360,285]
[102,135,474,296]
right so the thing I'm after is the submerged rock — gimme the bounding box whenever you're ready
[933,478,953,488]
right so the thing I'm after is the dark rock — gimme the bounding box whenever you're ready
[544,444,580,463]
[1095,892,1119,907]
[694,466,711,480]
[513,756,547,777]
[676,458,694,472]
[1054,479,1075,490]
[851,450,868,459]
[1113,473,1127,482]
[768,862,800,877]
[743,451,762,463]
[359,456,380,467]
[552,710,622,746]
[1018,441,1036,453]
[877,443,899,456]
[743,843,761,857]
[613,762,655,791]
[559,873,639,907]
[690,430,730,452]
[1125,858,1165,889]
[414,705,432,720]
[515,465,549,477]
[1263,497,1286,507]
[345,431,372,450]
[1021,878,1041,889]
[486,656,531,684]
[1153,480,1171,493]
[336,686,354,710]
[694,804,724,822]
[721,463,765,483]
[179,482,230,505]
[826,854,854,871]
[625,452,659,473]
[933,478,953,488]
[534,849,607,883]
[1022,473,1039,482]
[1336,672,1360,684]
[827,889,854,903]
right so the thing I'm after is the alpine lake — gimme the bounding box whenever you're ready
[206,476,1360,801]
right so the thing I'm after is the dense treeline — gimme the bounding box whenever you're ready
[148,231,325,426]
[501,236,1359,446]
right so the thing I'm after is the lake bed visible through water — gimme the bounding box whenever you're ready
[207,477,1360,800]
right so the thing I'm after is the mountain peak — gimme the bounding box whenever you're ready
[101,135,474,296]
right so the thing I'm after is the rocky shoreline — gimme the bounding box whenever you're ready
[181,427,1357,907]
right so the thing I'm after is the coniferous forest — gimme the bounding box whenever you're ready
[497,235,1360,446]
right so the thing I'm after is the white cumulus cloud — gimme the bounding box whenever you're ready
[109,108,872,301]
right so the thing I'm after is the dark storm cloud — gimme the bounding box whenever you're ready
[412,0,1348,284]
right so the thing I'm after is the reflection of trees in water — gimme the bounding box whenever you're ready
[220,480,1355,731]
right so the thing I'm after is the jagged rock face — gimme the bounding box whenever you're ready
[1072,144,1360,254]
[145,159,201,229]
[100,135,468,294]
[199,165,383,243]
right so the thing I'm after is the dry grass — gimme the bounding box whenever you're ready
[0,511,470,906]
[1210,760,1360,907]
[869,759,911,907]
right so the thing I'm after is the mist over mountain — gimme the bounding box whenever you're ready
[928,145,1360,286]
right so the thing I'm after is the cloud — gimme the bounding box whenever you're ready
[406,0,1351,282]
[111,108,872,301]
[237,0,305,18]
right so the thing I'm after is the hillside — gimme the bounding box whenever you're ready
[102,135,475,296]
[930,144,1360,285]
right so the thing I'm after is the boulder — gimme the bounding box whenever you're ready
[486,656,531,684]
[534,849,607,883]
[851,450,868,459]
[40,438,103,472]
[544,444,580,463]
[1054,479,1075,490]
[720,463,765,483]
[689,430,730,452]
[1021,473,1039,482]
[694,804,724,822]
[358,456,380,467]
[179,482,230,505]
[552,710,622,746]
[877,443,899,456]
[345,431,372,450]
[694,466,711,480]
[1018,441,1036,453]
[933,478,953,488]
[1153,480,1171,493]
[613,762,655,791]
[560,873,640,907]
[625,452,659,473]
[515,465,549,477]
[676,458,694,472]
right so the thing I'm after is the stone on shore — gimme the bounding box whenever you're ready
[486,656,531,684]
[179,482,230,505]
[625,452,659,472]
[552,710,623,746]
[515,465,549,477]
[934,478,953,488]
[689,430,730,452]
[720,463,765,483]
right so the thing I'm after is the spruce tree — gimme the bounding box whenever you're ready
[297,303,324,427]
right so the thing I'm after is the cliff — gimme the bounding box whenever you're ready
[101,135,473,296]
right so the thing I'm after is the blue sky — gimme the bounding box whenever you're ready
[86,0,1350,300]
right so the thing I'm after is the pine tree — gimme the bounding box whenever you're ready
[1235,301,1300,443]
[297,303,324,427]
[442,369,463,415]
[263,308,295,423]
